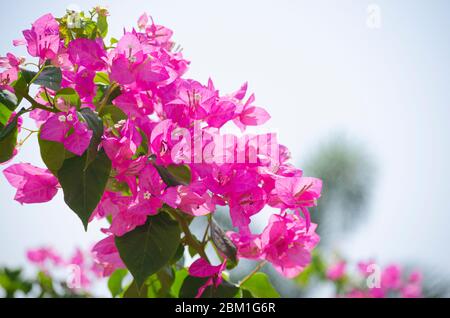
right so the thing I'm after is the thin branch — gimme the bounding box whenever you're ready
[238,261,268,287]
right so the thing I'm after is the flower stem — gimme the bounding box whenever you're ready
[97,82,120,115]
[23,93,58,113]
[21,127,39,133]
[19,130,36,146]
[201,221,210,246]
[238,261,267,287]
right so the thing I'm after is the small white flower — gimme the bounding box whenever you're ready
[66,114,74,122]
[143,191,151,200]
[58,115,66,122]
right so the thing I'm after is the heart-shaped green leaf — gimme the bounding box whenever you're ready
[58,149,111,229]
[240,272,280,298]
[115,212,181,287]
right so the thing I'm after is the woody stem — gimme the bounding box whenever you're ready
[23,93,58,113]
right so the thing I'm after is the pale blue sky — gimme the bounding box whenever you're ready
[1,0,450,292]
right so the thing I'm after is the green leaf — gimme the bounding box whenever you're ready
[58,149,111,230]
[0,89,18,111]
[210,218,237,265]
[170,244,185,265]
[33,66,62,91]
[240,273,280,298]
[145,267,175,298]
[170,268,189,297]
[179,275,240,298]
[167,164,192,184]
[12,73,29,104]
[55,88,81,110]
[154,164,192,187]
[38,133,66,175]
[84,20,98,39]
[123,280,147,298]
[107,269,128,297]
[242,289,254,298]
[156,266,175,297]
[94,72,110,85]
[106,178,131,195]
[98,104,127,123]
[0,111,20,141]
[97,15,108,38]
[78,108,104,167]
[115,212,181,287]
[20,69,36,83]
[0,109,24,163]
[0,104,12,126]
[135,127,148,157]
[37,271,55,295]
[145,274,163,298]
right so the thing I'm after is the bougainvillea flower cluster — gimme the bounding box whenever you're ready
[26,246,102,290]
[0,8,322,297]
[326,260,423,298]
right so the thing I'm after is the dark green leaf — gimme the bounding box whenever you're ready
[33,66,62,91]
[154,164,192,187]
[170,244,185,265]
[58,149,111,230]
[38,133,66,175]
[135,127,148,156]
[20,69,36,84]
[240,272,280,298]
[179,275,240,298]
[115,212,181,287]
[98,104,127,123]
[242,289,254,298]
[78,108,103,167]
[0,107,26,137]
[123,280,147,298]
[0,109,24,163]
[12,73,29,104]
[0,112,19,141]
[0,89,18,111]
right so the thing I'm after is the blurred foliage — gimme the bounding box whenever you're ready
[0,267,90,298]
[303,134,376,244]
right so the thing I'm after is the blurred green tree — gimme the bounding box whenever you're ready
[303,134,376,244]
